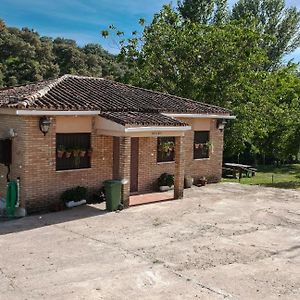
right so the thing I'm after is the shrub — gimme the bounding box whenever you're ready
[60,186,88,203]
[158,173,174,187]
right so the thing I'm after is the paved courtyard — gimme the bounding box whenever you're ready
[0,183,299,300]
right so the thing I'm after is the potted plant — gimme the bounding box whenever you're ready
[184,175,194,188]
[65,148,72,159]
[158,173,174,192]
[72,147,82,167]
[57,145,65,158]
[60,186,88,208]
[204,141,213,153]
[159,141,175,157]
[198,176,207,186]
[87,148,93,157]
[72,147,81,157]
[79,148,86,157]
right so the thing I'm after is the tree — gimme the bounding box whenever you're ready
[0,19,127,86]
[178,0,228,24]
[231,0,300,68]
[261,66,300,160]
[104,4,300,161]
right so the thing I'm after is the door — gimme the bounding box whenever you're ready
[130,137,139,193]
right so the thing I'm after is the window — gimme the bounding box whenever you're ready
[194,131,210,159]
[157,137,175,163]
[56,133,91,171]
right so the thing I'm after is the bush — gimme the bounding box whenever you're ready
[60,186,88,203]
[158,173,174,187]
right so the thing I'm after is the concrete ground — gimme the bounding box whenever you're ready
[0,183,299,300]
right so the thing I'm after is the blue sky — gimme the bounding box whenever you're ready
[1,0,299,62]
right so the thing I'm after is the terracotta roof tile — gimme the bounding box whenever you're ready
[100,111,188,127]
[0,75,230,116]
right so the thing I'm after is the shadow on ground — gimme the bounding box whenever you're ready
[0,204,107,235]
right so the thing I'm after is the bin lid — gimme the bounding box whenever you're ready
[104,180,122,186]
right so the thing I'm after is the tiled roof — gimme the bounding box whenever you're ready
[100,111,188,127]
[0,75,230,115]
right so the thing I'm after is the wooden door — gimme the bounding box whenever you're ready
[130,138,139,193]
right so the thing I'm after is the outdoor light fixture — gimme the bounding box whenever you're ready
[217,119,226,131]
[39,116,51,136]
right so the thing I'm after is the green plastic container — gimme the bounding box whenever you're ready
[6,181,18,217]
[104,180,122,212]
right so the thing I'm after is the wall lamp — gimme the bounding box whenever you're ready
[217,119,227,131]
[39,116,51,136]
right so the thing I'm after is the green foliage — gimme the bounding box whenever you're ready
[178,0,228,24]
[60,186,88,203]
[105,3,300,161]
[231,0,300,68]
[223,164,300,190]
[158,173,174,187]
[0,20,127,86]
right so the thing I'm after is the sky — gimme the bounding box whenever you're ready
[1,0,300,62]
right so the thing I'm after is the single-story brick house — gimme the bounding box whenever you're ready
[0,75,234,213]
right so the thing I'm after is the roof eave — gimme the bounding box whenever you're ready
[15,110,102,116]
[163,113,236,119]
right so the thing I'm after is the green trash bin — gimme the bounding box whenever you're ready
[104,180,122,212]
[6,180,18,217]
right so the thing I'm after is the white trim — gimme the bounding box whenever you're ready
[16,110,101,116]
[157,161,175,165]
[55,167,92,173]
[124,126,191,133]
[163,113,236,119]
[194,158,210,161]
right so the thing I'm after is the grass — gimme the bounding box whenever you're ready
[222,164,300,190]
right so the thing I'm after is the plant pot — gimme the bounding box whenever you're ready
[159,185,174,192]
[73,150,80,157]
[87,149,93,157]
[65,152,72,159]
[57,150,64,158]
[79,150,86,157]
[184,176,194,188]
[65,199,87,208]
[198,179,207,186]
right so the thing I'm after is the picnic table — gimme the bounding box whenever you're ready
[223,163,257,180]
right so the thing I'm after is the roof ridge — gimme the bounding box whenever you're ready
[13,74,107,108]
[13,75,70,108]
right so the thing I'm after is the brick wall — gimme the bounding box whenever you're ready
[0,115,26,202]
[137,119,224,193]
[184,119,224,183]
[0,114,224,212]
[0,115,113,212]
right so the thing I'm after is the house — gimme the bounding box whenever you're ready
[0,75,234,213]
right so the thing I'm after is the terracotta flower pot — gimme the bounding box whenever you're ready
[73,150,80,157]
[79,150,86,157]
[65,151,72,159]
[198,178,207,186]
[57,150,64,158]
[87,149,93,157]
